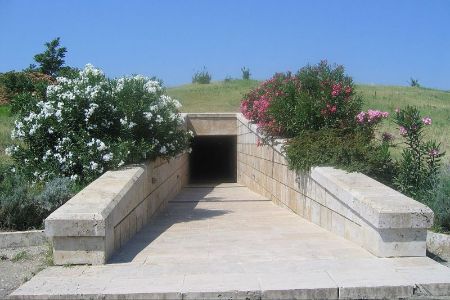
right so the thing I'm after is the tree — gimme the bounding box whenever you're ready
[34,37,67,77]
[409,78,420,88]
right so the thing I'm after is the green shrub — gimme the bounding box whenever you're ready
[241,67,251,80]
[36,177,74,212]
[6,64,192,184]
[0,162,75,230]
[0,71,52,111]
[192,67,211,84]
[284,128,395,185]
[393,106,445,199]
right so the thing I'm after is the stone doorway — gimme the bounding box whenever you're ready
[189,135,237,183]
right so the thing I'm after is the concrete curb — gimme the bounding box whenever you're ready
[427,230,450,260]
[0,230,47,249]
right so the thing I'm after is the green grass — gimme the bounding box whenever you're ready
[167,79,259,112]
[12,250,29,262]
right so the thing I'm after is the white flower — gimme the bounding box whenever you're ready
[97,141,107,151]
[11,167,16,173]
[5,146,14,156]
[120,118,128,125]
[143,80,160,94]
[117,160,125,167]
[143,112,153,120]
[55,110,62,122]
[84,103,99,121]
[89,161,99,170]
[29,123,40,135]
[46,85,61,97]
[128,121,136,128]
[116,78,125,92]
[60,91,75,100]
[155,115,163,123]
[70,174,78,181]
[160,146,167,154]
[80,64,103,78]
[48,128,54,134]
[172,99,182,109]
[102,153,113,162]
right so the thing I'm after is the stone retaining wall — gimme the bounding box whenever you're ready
[236,114,433,257]
[45,154,189,265]
[0,230,47,249]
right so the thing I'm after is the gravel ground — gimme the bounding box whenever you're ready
[0,245,50,299]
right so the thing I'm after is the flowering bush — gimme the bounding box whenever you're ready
[240,72,298,136]
[6,64,191,184]
[240,61,394,183]
[241,61,363,138]
[393,106,445,199]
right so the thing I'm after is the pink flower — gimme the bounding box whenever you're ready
[357,109,389,125]
[326,103,337,114]
[345,86,352,94]
[429,149,439,158]
[422,117,432,125]
[399,126,407,136]
[331,83,342,97]
[356,111,366,124]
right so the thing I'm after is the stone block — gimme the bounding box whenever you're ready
[52,236,106,265]
[363,226,427,257]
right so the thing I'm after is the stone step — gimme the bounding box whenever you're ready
[8,257,450,299]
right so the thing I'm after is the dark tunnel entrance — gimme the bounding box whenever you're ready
[189,135,237,183]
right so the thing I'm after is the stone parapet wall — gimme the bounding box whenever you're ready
[236,114,433,257]
[45,154,189,265]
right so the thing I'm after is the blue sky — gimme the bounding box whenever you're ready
[1,0,449,89]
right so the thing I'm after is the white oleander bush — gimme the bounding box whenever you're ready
[6,64,191,184]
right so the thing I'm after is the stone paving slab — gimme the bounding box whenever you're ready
[9,184,450,299]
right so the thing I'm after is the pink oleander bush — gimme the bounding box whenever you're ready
[241,61,394,182]
[393,106,445,199]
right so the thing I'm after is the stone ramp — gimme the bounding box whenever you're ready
[9,184,450,299]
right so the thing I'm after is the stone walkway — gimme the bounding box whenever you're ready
[9,184,450,299]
